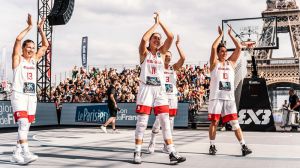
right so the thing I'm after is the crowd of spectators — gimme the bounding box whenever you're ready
[0,64,211,110]
[47,64,211,110]
[48,66,139,105]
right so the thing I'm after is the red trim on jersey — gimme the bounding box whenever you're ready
[208,114,221,121]
[14,111,28,122]
[28,115,36,123]
[153,105,169,115]
[222,113,238,123]
[208,113,238,123]
[13,111,35,123]
[169,109,177,116]
[136,105,152,115]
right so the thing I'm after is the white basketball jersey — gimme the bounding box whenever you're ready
[209,61,235,101]
[12,56,37,95]
[140,51,165,87]
[164,65,178,95]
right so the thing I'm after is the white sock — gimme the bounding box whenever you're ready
[16,143,21,147]
[167,144,175,154]
[210,140,215,146]
[15,144,22,153]
[21,143,29,153]
[150,132,157,144]
[16,143,21,148]
[239,139,245,146]
[135,144,142,152]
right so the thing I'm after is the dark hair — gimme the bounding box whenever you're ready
[110,77,118,85]
[22,39,35,48]
[147,33,162,51]
[217,43,226,53]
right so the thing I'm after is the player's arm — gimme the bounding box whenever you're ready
[158,13,174,56]
[210,26,223,72]
[139,13,159,64]
[227,25,242,66]
[35,17,49,61]
[12,14,33,69]
[173,35,186,71]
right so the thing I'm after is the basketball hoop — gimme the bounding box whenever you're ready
[241,41,256,54]
[242,40,256,48]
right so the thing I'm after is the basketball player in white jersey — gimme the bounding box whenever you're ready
[208,26,252,156]
[147,35,186,154]
[10,14,49,164]
[133,12,186,164]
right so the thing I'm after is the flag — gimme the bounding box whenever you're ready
[81,36,88,68]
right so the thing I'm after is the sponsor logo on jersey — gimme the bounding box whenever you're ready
[146,59,162,64]
[23,66,35,70]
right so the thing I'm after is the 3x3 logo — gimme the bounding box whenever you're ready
[238,109,272,125]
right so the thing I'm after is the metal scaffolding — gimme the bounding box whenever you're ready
[37,0,52,102]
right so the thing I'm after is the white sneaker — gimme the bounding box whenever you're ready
[10,150,24,164]
[220,126,226,131]
[161,144,169,154]
[169,151,186,164]
[100,126,107,133]
[23,152,38,164]
[147,142,155,154]
[133,152,142,164]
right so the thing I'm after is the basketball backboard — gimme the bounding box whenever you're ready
[222,16,278,51]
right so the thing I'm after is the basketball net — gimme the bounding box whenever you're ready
[234,41,256,90]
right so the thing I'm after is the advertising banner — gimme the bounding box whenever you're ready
[61,103,189,127]
[0,101,58,128]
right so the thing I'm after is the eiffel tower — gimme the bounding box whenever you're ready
[248,0,300,86]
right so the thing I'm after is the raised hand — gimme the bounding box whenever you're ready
[227,24,233,36]
[38,17,46,32]
[36,16,49,59]
[176,35,180,45]
[218,26,223,35]
[27,14,33,28]
[154,12,160,24]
